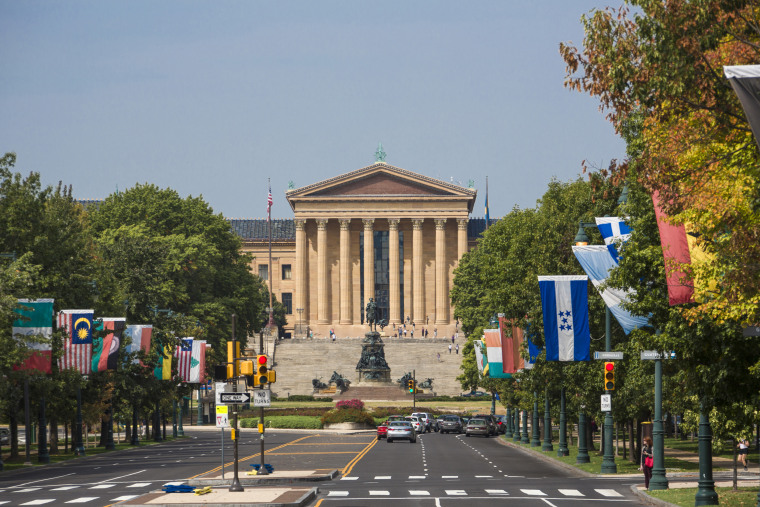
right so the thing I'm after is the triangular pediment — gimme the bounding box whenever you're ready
[287,163,475,199]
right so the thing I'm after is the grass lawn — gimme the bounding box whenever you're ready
[648,487,760,506]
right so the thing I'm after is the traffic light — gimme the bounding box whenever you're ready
[239,360,254,376]
[407,379,416,393]
[604,362,615,391]
[226,341,240,379]
[254,355,269,386]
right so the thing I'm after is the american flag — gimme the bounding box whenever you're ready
[267,183,273,221]
[177,338,194,382]
[57,310,94,375]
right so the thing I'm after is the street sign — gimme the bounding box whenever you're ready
[640,350,676,360]
[215,382,230,405]
[594,351,624,360]
[601,394,611,412]
[216,406,229,428]
[219,392,251,404]
[252,389,271,407]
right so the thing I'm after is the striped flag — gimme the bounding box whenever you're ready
[177,338,194,382]
[267,183,273,221]
[91,318,125,373]
[154,344,173,380]
[124,325,153,365]
[57,310,94,374]
[538,275,591,362]
[13,299,55,374]
[595,217,631,264]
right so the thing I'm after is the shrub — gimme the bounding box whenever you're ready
[240,416,322,429]
[336,399,364,411]
[321,407,375,426]
[272,395,331,402]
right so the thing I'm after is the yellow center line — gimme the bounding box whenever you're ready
[341,437,379,476]
[266,451,359,455]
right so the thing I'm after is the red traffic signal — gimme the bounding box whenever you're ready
[604,362,615,391]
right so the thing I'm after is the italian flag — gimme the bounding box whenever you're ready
[13,299,55,374]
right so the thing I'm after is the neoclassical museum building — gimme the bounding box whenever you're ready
[229,160,490,339]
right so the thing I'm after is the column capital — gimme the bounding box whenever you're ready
[339,218,351,231]
[316,218,329,231]
[457,218,469,230]
[434,218,447,230]
[294,218,307,231]
[412,218,424,230]
[388,218,400,231]
[362,218,375,230]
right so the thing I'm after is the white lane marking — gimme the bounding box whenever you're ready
[0,502,9,505]
[595,489,623,497]
[409,490,430,496]
[541,499,560,507]
[375,476,391,480]
[65,498,99,504]
[435,499,442,507]
[162,482,184,486]
[522,489,546,496]
[441,475,458,479]
[127,483,152,488]
[475,475,492,478]
[95,470,146,484]
[559,489,584,496]
[486,489,508,495]
[408,475,426,479]
[20,501,56,506]
[340,477,358,481]
[52,486,79,491]
[111,497,138,502]
[445,490,467,495]
[327,491,349,496]
[15,488,41,493]
[89,484,115,489]
[369,491,390,496]
[17,473,75,487]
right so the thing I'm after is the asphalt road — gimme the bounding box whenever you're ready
[0,428,648,506]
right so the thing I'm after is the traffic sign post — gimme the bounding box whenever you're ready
[601,394,611,412]
[253,389,271,407]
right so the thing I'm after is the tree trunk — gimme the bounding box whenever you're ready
[49,419,58,454]
[636,419,643,465]
[125,420,131,443]
[586,418,595,451]
[10,412,19,459]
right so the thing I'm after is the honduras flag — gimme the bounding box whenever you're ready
[595,217,631,263]
[572,245,649,335]
[538,276,590,361]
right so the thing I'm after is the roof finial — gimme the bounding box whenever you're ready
[374,142,387,163]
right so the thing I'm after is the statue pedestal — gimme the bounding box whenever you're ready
[356,331,392,385]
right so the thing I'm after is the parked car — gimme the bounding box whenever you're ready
[0,428,8,445]
[461,391,488,397]
[387,421,417,443]
[411,412,435,432]
[494,415,508,434]
[377,422,388,440]
[473,414,499,436]
[466,418,490,437]
[386,415,406,423]
[438,415,463,434]
[405,416,424,433]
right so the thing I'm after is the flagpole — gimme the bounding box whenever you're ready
[267,179,274,332]
[485,176,489,230]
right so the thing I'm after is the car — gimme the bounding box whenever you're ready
[473,414,499,436]
[461,391,488,397]
[386,421,417,443]
[494,415,508,434]
[438,415,463,434]
[0,428,8,446]
[466,418,490,437]
[411,412,435,433]
[405,416,424,433]
[377,423,388,440]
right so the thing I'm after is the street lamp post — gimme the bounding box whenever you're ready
[542,388,553,452]
[558,386,569,457]
[531,392,541,447]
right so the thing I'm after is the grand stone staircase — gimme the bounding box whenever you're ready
[265,336,465,398]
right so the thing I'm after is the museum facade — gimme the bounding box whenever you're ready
[229,161,488,338]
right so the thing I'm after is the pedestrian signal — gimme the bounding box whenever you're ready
[604,362,615,391]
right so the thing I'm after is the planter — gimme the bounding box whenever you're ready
[323,422,373,430]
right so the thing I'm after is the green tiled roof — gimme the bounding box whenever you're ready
[227,219,296,241]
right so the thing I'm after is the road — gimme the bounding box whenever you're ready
[0,428,647,506]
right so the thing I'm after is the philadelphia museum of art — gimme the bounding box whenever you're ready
[229,161,490,339]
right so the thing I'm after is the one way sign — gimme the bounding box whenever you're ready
[219,392,251,404]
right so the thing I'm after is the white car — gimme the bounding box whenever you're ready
[411,412,434,432]
[405,416,424,433]
[387,421,417,443]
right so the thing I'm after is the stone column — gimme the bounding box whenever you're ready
[435,218,448,324]
[412,219,424,324]
[363,219,375,315]
[339,218,351,325]
[457,218,468,262]
[316,219,329,324]
[388,218,401,325]
[294,219,307,332]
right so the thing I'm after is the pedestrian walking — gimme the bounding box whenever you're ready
[452,335,455,344]
[640,436,653,489]
[437,352,441,362]
[448,344,452,354]
[739,438,750,470]
[434,328,437,338]
[455,344,459,354]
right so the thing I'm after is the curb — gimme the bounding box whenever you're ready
[629,485,679,507]
[114,487,318,507]
[188,470,339,486]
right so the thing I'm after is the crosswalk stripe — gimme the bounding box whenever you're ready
[559,489,584,496]
[409,490,430,496]
[127,483,151,488]
[369,490,390,496]
[65,497,99,503]
[375,476,391,480]
[475,475,492,478]
[51,486,79,491]
[89,484,115,489]
[340,477,358,481]
[485,489,508,495]
[327,491,349,497]
[441,475,458,479]
[15,488,41,493]
[595,489,623,497]
[110,497,138,502]
[20,501,55,506]
[521,489,546,496]
[0,501,9,505]
[445,490,467,496]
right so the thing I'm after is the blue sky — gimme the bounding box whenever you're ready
[1,1,625,220]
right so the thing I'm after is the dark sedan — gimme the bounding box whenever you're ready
[439,415,464,434]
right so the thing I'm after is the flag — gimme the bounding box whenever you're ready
[91,318,125,373]
[573,245,650,334]
[497,316,524,374]
[484,176,490,228]
[177,338,194,382]
[595,217,631,264]
[483,328,511,378]
[57,310,94,374]
[725,65,760,150]
[196,340,207,384]
[188,340,205,383]
[13,299,54,373]
[154,344,173,380]
[267,183,273,221]
[524,330,541,370]
[538,275,590,362]
[474,340,486,374]
[124,325,153,365]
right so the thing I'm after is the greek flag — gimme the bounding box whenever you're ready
[573,245,649,334]
[538,275,590,362]
[595,217,631,264]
